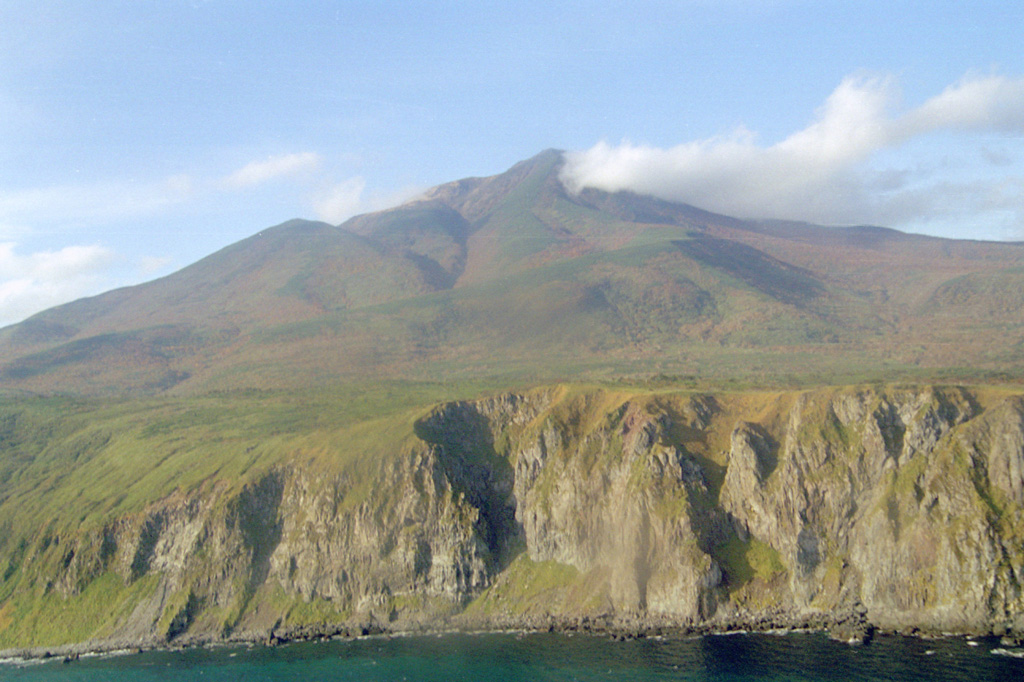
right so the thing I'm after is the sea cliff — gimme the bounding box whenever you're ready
[2,384,1023,653]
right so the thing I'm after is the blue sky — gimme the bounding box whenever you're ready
[1,1,1023,326]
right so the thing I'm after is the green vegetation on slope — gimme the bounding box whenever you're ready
[1,382,1024,647]
[2,152,1024,396]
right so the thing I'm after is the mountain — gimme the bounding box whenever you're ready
[3,149,1024,395]
[4,151,1024,655]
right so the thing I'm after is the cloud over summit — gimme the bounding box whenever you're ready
[560,73,1024,237]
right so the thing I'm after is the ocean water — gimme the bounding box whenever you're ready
[1,631,1022,681]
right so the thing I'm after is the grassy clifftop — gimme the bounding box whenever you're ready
[2,381,1024,649]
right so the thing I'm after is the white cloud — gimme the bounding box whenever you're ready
[0,175,196,226]
[900,74,1024,135]
[313,177,367,223]
[138,255,174,276]
[0,242,116,326]
[220,152,321,189]
[311,178,424,224]
[0,151,325,231]
[560,72,1024,238]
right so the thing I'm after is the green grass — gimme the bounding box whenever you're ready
[464,553,579,616]
[712,536,786,591]
[0,572,160,648]
[0,381,481,538]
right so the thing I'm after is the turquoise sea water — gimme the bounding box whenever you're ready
[1,632,1022,681]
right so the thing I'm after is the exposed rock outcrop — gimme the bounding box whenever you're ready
[3,385,1024,650]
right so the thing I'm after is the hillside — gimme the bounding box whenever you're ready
[3,384,1024,651]
[3,151,1024,654]
[2,150,1024,395]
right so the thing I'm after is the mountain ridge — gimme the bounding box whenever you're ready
[2,149,1024,395]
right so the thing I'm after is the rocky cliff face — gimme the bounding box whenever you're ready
[718,388,1016,632]
[3,385,1024,649]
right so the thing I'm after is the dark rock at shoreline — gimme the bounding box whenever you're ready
[1001,634,1024,648]
[827,612,876,646]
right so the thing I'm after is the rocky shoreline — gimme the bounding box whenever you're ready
[3,609,1020,665]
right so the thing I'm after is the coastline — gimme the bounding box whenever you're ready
[2,608,1017,664]
[4,386,1024,668]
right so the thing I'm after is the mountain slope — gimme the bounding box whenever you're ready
[4,152,1024,653]
[1,150,1024,395]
